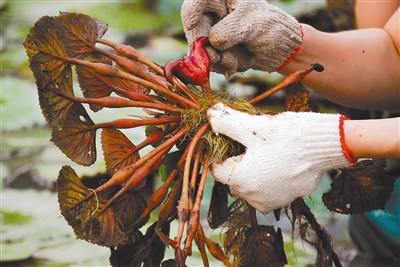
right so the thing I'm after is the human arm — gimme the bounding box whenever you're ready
[344,117,400,159]
[206,104,400,213]
[283,12,400,111]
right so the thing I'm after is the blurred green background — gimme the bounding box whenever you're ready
[1,1,355,266]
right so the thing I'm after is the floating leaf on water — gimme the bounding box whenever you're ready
[322,159,396,214]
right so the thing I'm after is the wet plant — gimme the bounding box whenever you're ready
[24,12,396,267]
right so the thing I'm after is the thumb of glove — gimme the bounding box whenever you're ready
[211,154,244,187]
[207,103,262,147]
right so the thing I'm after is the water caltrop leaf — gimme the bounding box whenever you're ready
[38,69,74,129]
[110,223,169,267]
[101,128,140,174]
[51,103,96,166]
[76,61,113,112]
[57,166,124,247]
[112,74,151,96]
[207,181,230,229]
[322,159,396,214]
[285,83,316,112]
[57,166,146,247]
[23,16,70,89]
[239,226,287,267]
[55,12,108,59]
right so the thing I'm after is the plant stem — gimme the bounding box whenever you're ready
[95,48,167,87]
[97,38,164,75]
[194,225,210,267]
[93,116,181,129]
[61,56,201,109]
[69,95,180,112]
[98,145,170,214]
[131,148,189,229]
[175,124,209,250]
[249,64,320,105]
[73,126,187,208]
[184,154,210,255]
[190,145,203,189]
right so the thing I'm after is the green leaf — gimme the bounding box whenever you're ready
[1,210,33,226]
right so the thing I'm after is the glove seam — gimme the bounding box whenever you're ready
[275,22,304,71]
[339,115,357,164]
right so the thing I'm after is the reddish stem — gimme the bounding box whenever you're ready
[205,236,233,267]
[175,124,209,250]
[93,116,181,130]
[194,225,210,267]
[184,154,210,255]
[97,38,164,75]
[132,148,189,228]
[96,48,167,87]
[72,126,187,209]
[249,64,322,105]
[68,95,180,112]
[97,38,200,105]
[171,78,200,105]
[190,145,203,189]
[60,56,201,109]
[98,146,169,214]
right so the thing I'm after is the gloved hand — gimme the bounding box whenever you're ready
[207,103,355,213]
[181,0,303,76]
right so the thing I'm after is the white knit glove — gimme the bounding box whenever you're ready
[207,103,355,213]
[181,0,303,76]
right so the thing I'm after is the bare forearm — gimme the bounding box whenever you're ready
[282,24,400,111]
[344,117,400,159]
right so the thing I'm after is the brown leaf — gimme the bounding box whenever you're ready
[51,103,96,166]
[23,16,69,89]
[322,159,396,214]
[57,166,147,247]
[239,226,287,267]
[55,12,107,59]
[109,222,168,267]
[75,55,150,112]
[37,69,74,129]
[285,83,318,112]
[76,58,113,112]
[57,166,126,247]
[101,128,140,174]
[112,75,150,96]
[207,181,230,229]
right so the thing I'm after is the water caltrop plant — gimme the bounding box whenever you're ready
[24,12,395,267]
